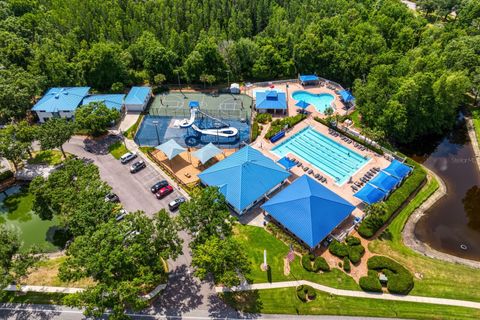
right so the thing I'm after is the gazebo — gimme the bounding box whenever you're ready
[155,139,186,160]
[192,143,223,165]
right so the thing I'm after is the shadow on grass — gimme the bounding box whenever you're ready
[219,290,263,315]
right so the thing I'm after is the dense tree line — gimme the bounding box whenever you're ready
[0,0,478,142]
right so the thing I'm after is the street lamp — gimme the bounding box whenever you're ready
[152,120,160,146]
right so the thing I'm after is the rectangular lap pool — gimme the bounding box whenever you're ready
[272,126,369,185]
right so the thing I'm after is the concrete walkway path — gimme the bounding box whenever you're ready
[216,280,480,310]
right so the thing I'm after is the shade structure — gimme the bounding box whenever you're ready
[354,183,387,205]
[299,75,319,82]
[295,100,310,109]
[277,156,296,170]
[369,171,400,193]
[255,90,287,110]
[192,143,223,164]
[155,139,186,160]
[198,146,290,213]
[339,90,354,102]
[189,100,200,108]
[262,175,355,247]
[383,159,412,180]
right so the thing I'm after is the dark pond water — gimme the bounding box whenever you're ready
[404,120,480,261]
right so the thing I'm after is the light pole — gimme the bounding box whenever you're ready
[152,120,160,146]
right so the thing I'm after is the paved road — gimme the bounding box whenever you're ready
[64,135,180,216]
[0,304,400,320]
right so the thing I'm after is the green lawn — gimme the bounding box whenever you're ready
[108,141,129,159]
[124,114,144,139]
[349,109,361,127]
[369,175,480,302]
[222,288,480,319]
[472,109,480,145]
[0,291,66,304]
[234,225,359,290]
[27,150,64,166]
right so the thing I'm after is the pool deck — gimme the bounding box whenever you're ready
[245,81,347,117]
[251,118,392,219]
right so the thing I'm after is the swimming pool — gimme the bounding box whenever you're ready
[292,91,334,113]
[272,126,369,185]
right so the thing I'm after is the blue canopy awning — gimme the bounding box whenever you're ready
[369,171,400,193]
[383,159,412,180]
[299,75,319,82]
[295,100,310,109]
[189,100,200,108]
[277,156,296,170]
[339,90,354,102]
[192,142,223,164]
[354,183,387,205]
[155,139,186,160]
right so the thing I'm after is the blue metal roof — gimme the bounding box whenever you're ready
[82,94,125,111]
[383,159,412,180]
[189,100,200,108]
[198,146,290,212]
[32,87,90,112]
[255,90,287,110]
[277,156,296,170]
[354,183,387,205]
[192,143,222,164]
[339,90,354,102]
[125,86,151,105]
[262,175,355,247]
[299,75,319,82]
[369,171,399,193]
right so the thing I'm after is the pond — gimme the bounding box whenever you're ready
[404,120,480,261]
[0,184,62,253]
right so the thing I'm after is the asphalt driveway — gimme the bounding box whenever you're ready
[64,135,180,215]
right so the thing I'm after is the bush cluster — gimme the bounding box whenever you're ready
[358,159,427,238]
[265,114,306,139]
[328,240,349,257]
[347,245,365,264]
[0,170,14,183]
[251,121,260,141]
[343,256,351,272]
[255,113,272,124]
[367,256,414,295]
[296,285,316,302]
[301,254,314,272]
[329,238,365,264]
[313,256,330,272]
[359,270,383,292]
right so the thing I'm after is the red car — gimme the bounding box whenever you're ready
[155,185,173,199]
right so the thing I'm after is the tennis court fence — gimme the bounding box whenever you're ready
[148,107,250,121]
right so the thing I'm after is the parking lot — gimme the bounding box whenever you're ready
[64,136,181,216]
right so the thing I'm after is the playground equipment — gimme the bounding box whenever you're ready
[177,101,239,138]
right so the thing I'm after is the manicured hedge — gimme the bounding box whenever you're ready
[367,256,414,295]
[296,285,316,302]
[358,159,427,238]
[343,257,351,272]
[0,170,14,183]
[313,256,330,272]
[265,114,306,139]
[345,236,361,246]
[347,245,365,264]
[328,240,349,257]
[251,121,260,141]
[255,113,272,124]
[359,270,383,292]
[301,254,314,272]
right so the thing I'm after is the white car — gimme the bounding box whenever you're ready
[120,152,137,164]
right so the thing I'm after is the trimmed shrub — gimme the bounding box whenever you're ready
[255,113,272,124]
[313,256,330,272]
[367,256,414,295]
[251,121,260,141]
[0,170,14,183]
[296,285,307,302]
[359,275,383,292]
[265,114,306,139]
[347,245,365,264]
[345,236,361,246]
[328,240,349,257]
[296,285,316,302]
[301,254,313,272]
[343,257,351,272]
[306,285,316,300]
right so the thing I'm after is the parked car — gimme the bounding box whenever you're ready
[155,185,173,199]
[120,152,137,164]
[105,193,120,203]
[150,180,169,193]
[168,197,186,211]
[130,160,146,173]
[115,209,128,222]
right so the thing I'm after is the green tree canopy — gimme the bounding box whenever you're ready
[37,118,75,157]
[75,102,120,136]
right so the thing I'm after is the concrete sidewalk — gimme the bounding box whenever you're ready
[216,280,480,310]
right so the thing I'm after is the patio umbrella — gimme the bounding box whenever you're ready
[295,100,310,109]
